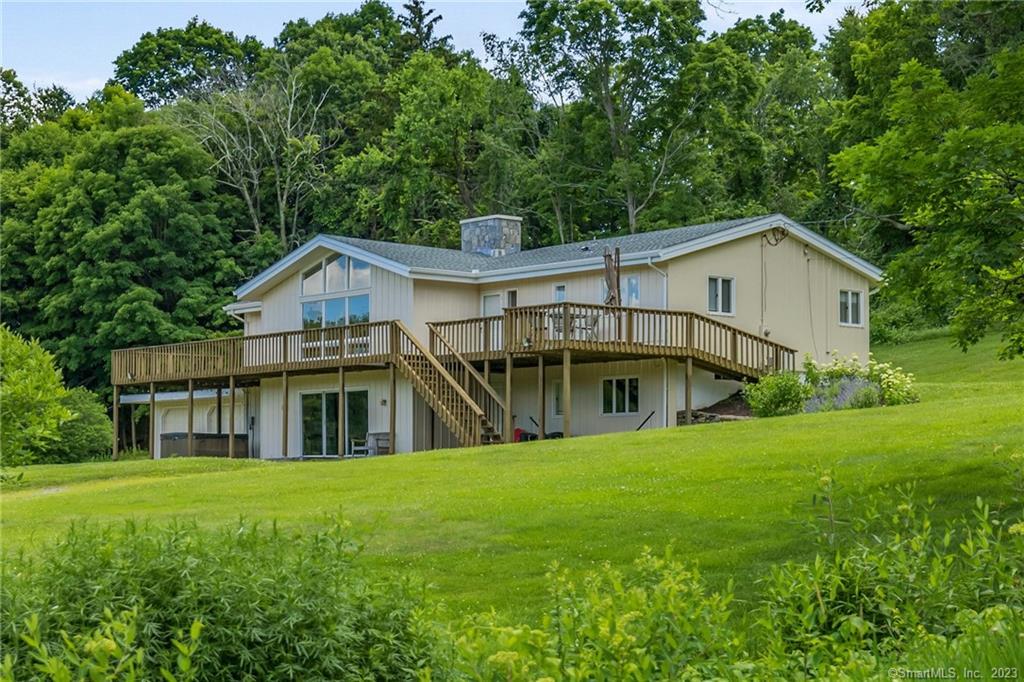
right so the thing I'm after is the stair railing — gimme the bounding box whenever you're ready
[391,321,485,447]
[428,323,505,441]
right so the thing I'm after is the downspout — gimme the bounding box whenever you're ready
[647,258,670,427]
[647,257,668,309]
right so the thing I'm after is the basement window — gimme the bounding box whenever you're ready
[839,290,863,326]
[602,377,639,416]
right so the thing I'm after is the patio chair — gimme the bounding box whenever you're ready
[349,437,370,458]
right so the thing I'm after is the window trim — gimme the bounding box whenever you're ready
[552,380,564,417]
[553,283,567,303]
[505,289,518,308]
[600,375,640,417]
[839,289,864,328]
[707,275,736,317]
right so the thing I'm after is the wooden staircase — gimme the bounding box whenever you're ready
[391,321,502,448]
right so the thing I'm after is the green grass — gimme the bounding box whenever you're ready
[3,334,1022,617]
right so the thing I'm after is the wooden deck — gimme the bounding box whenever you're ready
[110,304,798,458]
[112,304,796,387]
[429,302,797,379]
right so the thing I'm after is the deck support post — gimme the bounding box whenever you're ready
[148,382,156,459]
[130,405,137,451]
[282,371,289,457]
[228,376,236,458]
[216,388,223,435]
[537,356,545,440]
[338,367,346,457]
[562,349,572,438]
[685,357,693,425]
[484,360,491,384]
[388,363,396,454]
[503,354,513,441]
[187,379,195,456]
[112,385,120,461]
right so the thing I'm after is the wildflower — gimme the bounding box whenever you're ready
[1009,522,1024,537]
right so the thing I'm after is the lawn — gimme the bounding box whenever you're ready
[3,334,1022,617]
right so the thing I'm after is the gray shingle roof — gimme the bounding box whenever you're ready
[332,215,765,273]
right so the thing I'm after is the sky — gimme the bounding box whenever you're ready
[2,1,854,101]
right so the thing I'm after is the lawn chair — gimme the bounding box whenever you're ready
[349,437,370,458]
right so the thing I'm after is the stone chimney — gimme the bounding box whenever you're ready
[460,215,522,257]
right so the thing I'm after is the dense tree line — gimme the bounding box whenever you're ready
[1,0,1021,400]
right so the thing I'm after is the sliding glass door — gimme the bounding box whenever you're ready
[301,390,368,457]
[301,392,339,457]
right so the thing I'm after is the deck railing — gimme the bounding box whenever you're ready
[432,302,797,378]
[112,304,797,386]
[111,322,394,385]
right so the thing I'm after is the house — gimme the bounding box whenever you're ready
[111,213,882,459]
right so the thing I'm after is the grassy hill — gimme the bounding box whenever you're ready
[3,334,1022,617]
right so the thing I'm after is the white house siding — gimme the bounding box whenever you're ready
[493,358,669,438]
[257,370,414,457]
[411,279,480,340]
[371,266,414,324]
[480,264,665,310]
[242,246,414,335]
[665,232,871,364]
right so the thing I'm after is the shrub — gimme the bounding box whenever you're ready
[1,607,201,682]
[803,351,919,407]
[454,550,746,680]
[0,518,443,681]
[743,372,811,417]
[804,376,881,412]
[757,492,1024,675]
[847,383,882,409]
[0,326,71,466]
[37,387,112,464]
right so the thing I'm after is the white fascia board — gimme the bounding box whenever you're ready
[233,235,412,299]
[223,301,262,314]
[120,389,246,405]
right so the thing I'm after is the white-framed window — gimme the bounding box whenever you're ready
[839,289,863,326]
[553,284,566,303]
[707,276,734,315]
[601,376,639,415]
[482,293,502,316]
[552,380,563,416]
[625,275,640,307]
[302,255,371,296]
[302,293,370,329]
[506,289,518,308]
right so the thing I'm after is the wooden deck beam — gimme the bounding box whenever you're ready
[281,371,289,457]
[504,354,513,440]
[228,376,236,458]
[537,356,545,440]
[685,357,693,425]
[562,349,571,438]
[112,385,120,461]
[338,366,346,457]
[187,379,194,457]
[388,363,396,454]
[148,382,155,459]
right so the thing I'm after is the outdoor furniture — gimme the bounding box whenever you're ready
[349,437,370,457]
[367,432,392,455]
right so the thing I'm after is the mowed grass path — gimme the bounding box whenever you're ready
[3,335,1022,616]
